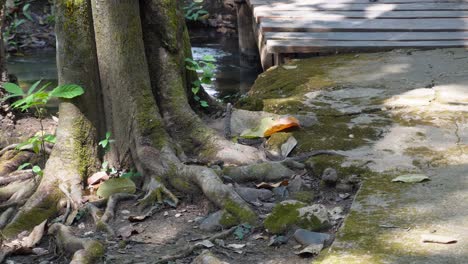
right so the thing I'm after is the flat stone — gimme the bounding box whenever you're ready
[295,244,324,256]
[234,186,273,202]
[434,84,468,104]
[294,229,330,246]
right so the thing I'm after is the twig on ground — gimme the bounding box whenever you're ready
[155,226,237,264]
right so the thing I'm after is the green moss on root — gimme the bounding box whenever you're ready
[223,199,257,225]
[2,189,62,238]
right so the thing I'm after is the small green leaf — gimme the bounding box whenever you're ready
[194,95,200,101]
[50,84,84,99]
[202,55,216,62]
[200,101,209,107]
[3,83,24,95]
[17,163,31,170]
[32,165,43,176]
[43,134,56,143]
[27,80,42,95]
[392,174,430,183]
[191,87,200,95]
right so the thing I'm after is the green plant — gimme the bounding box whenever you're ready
[121,169,142,179]
[3,14,26,50]
[185,55,216,108]
[22,3,33,21]
[98,132,114,153]
[17,162,43,176]
[3,80,84,171]
[183,0,208,21]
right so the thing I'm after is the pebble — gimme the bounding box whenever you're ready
[321,168,338,185]
[339,193,351,200]
[163,211,169,216]
[175,213,182,218]
[121,210,130,214]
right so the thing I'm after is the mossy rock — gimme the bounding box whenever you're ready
[235,96,264,111]
[305,155,345,177]
[291,190,316,203]
[264,201,329,234]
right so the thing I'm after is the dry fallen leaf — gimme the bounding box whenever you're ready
[2,220,48,258]
[264,116,300,137]
[240,116,300,138]
[87,171,110,186]
[256,180,289,189]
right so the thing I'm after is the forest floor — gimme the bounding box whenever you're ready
[3,48,466,264]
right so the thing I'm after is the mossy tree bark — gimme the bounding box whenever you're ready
[2,0,101,238]
[0,0,14,124]
[1,0,263,254]
[140,0,263,165]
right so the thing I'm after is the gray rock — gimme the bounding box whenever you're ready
[336,183,353,193]
[294,229,331,246]
[295,114,318,128]
[288,177,305,193]
[192,250,229,264]
[321,168,338,185]
[200,211,223,232]
[234,186,273,202]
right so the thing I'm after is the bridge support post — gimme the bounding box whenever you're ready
[235,0,262,71]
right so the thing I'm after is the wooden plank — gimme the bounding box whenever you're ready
[251,3,468,12]
[266,39,468,53]
[260,18,468,32]
[265,32,468,41]
[249,0,468,6]
[254,10,468,23]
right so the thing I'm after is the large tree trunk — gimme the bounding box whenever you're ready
[90,0,256,222]
[1,0,271,260]
[140,0,263,165]
[2,0,101,238]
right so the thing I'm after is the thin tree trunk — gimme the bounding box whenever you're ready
[2,0,101,238]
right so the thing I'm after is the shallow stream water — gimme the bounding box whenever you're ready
[6,28,259,108]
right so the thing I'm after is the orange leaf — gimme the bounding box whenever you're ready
[264,116,300,137]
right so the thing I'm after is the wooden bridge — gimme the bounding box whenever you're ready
[235,0,468,69]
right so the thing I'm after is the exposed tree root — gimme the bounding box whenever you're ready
[85,193,136,236]
[101,193,136,223]
[0,144,18,157]
[155,226,237,264]
[0,169,35,185]
[138,178,179,209]
[0,177,37,203]
[0,207,16,228]
[48,223,104,264]
[0,150,34,177]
